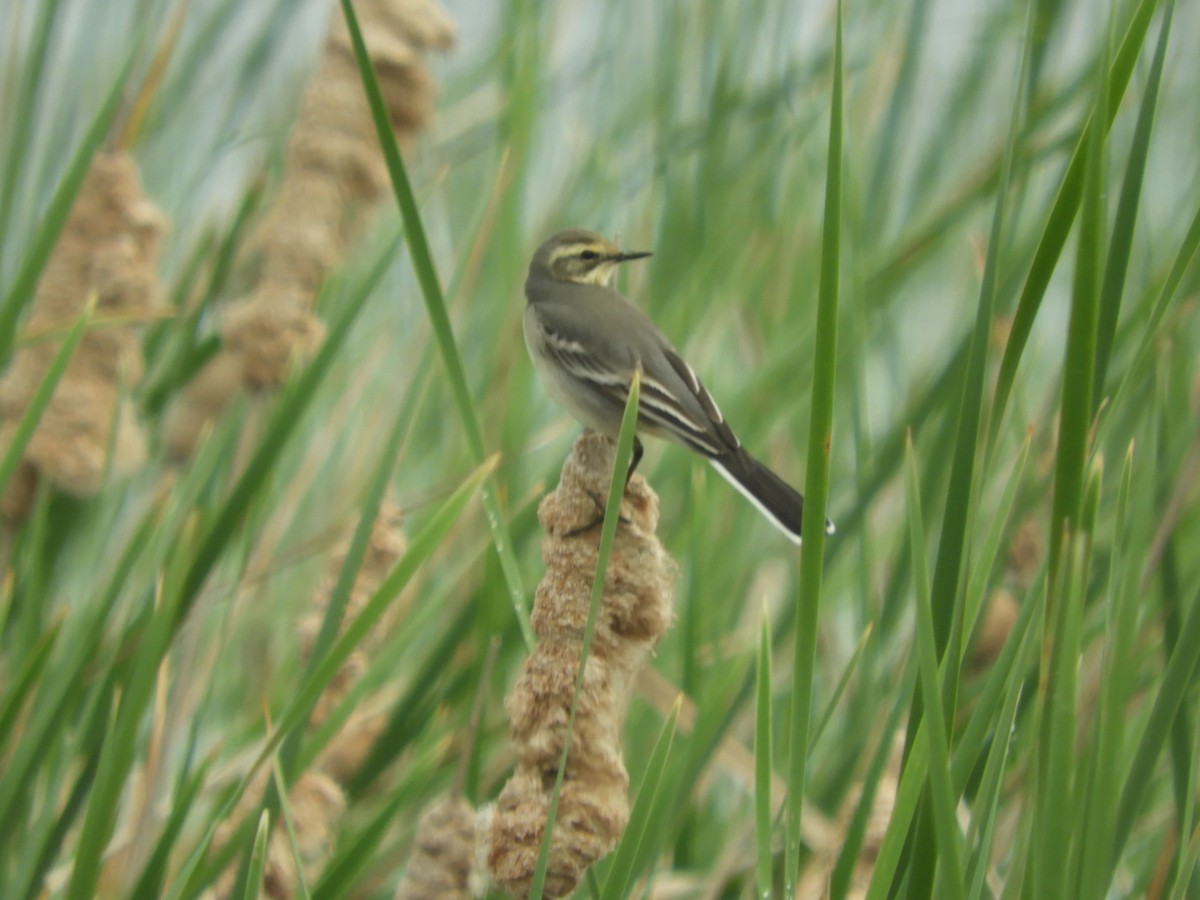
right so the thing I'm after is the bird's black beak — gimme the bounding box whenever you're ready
[613,250,652,263]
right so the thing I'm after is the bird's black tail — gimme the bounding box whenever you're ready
[708,448,834,544]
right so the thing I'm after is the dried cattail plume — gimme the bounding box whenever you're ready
[482,431,677,898]
[394,796,485,899]
[210,501,409,899]
[165,0,455,458]
[969,587,1021,671]
[308,499,410,781]
[0,151,166,522]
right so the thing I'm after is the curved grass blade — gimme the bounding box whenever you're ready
[0,618,61,752]
[270,759,312,900]
[864,719,931,900]
[599,694,682,900]
[988,0,1162,444]
[829,661,915,899]
[311,790,407,900]
[1091,0,1175,408]
[904,434,965,900]
[64,578,187,900]
[0,0,60,276]
[242,812,271,900]
[1104,201,1200,427]
[754,608,773,899]
[786,2,841,893]
[128,758,213,900]
[278,369,426,781]
[963,677,1024,900]
[338,0,533,649]
[1112,583,1200,870]
[1075,445,1139,898]
[528,370,641,900]
[812,622,873,752]
[163,458,493,898]
[262,456,495,774]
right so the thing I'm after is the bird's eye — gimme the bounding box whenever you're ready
[579,249,600,261]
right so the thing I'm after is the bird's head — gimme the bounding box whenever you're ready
[530,229,652,287]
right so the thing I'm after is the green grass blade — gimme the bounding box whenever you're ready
[0,498,164,837]
[830,659,916,899]
[1166,707,1200,900]
[960,434,1032,646]
[162,457,492,898]
[1076,444,1139,898]
[528,371,641,899]
[0,0,60,277]
[950,575,1042,792]
[988,0,1162,443]
[242,812,271,900]
[864,719,930,900]
[64,579,187,900]
[0,617,60,752]
[279,375,421,781]
[904,434,965,900]
[928,0,1030,654]
[10,668,115,900]
[128,758,213,900]
[260,456,495,775]
[811,622,873,752]
[1044,15,1104,582]
[337,0,532,649]
[599,694,681,900]
[0,295,94,498]
[963,675,1025,900]
[1091,0,1174,408]
[1105,200,1200,424]
[270,760,312,900]
[1113,582,1200,867]
[900,7,1035,881]
[786,3,842,893]
[755,608,773,899]
[341,596,478,796]
[311,790,408,900]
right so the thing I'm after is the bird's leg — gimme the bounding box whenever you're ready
[565,436,641,538]
[624,438,644,489]
[564,494,609,535]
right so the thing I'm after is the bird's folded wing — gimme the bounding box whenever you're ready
[540,320,729,458]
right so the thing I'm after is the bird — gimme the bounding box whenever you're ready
[523,228,833,544]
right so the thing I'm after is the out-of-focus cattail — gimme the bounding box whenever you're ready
[210,500,408,898]
[483,432,677,898]
[212,768,347,900]
[0,151,166,521]
[166,0,455,458]
[1006,515,1044,590]
[307,499,409,781]
[394,796,484,899]
[969,587,1020,670]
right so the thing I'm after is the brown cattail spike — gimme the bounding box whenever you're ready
[485,432,677,897]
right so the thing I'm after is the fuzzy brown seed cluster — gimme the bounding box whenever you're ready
[0,151,166,521]
[394,796,480,899]
[167,0,455,457]
[484,432,676,898]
